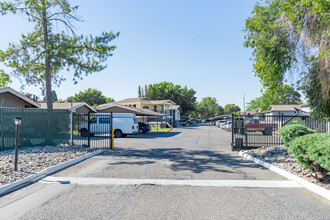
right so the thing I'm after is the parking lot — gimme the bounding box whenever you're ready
[0,124,329,219]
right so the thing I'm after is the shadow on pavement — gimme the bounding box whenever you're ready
[126,132,181,139]
[73,131,181,141]
[102,148,265,175]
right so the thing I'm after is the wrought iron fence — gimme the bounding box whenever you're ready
[231,114,329,151]
[72,113,114,149]
[137,116,169,129]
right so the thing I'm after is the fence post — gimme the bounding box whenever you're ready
[1,109,3,148]
[70,111,73,146]
[231,113,234,149]
[87,112,90,148]
[110,112,113,150]
[244,113,248,148]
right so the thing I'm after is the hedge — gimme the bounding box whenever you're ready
[288,133,330,173]
[278,124,316,147]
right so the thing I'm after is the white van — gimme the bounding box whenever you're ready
[79,113,139,138]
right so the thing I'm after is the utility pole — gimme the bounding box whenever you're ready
[243,95,246,115]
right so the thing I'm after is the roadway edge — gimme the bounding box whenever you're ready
[0,149,102,197]
[239,151,330,201]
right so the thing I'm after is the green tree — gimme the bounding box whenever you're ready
[224,104,241,115]
[246,97,266,112]
[138,86,142,97]
[51,90,58,102]
[0,0,119,109]
[140,82,197,114]
[70,88,114,106]
[197,97,224,119]
[301,64,330,118]
[244,0,329,118]
[0,69,11,87]
[247,85,302,111]
[144,85,148,97]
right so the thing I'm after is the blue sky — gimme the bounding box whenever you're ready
[0,0,264,109]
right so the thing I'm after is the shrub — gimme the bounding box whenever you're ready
[288,133,330,173]
[278,124,316,147]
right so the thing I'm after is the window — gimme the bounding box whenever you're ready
[99,118,110,124]
[133,104,136,107]
[143,106,149,109]
[154,105,157,111]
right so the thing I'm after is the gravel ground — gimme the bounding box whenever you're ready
[0,146,95,186]
[242,146,330,190]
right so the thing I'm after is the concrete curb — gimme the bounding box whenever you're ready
[0,149,102,197]
[239,151,330,201]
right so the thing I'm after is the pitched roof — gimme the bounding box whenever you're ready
[151,100,175,105]
[171,105,183,112]
[115,97,152,104]
[0,87,40,108]
[96,103,163,116]
[111,97,176,105]
[268,105,302,112]
[39,102,96,112]
[294,107,311,116]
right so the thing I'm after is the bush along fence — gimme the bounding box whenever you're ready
[0,108,70,151]
[278,124,330,174]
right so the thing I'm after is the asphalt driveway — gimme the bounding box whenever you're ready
[0,124,329,219]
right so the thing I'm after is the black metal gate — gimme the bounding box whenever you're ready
[72,112,113,149]
[231,114,329,151]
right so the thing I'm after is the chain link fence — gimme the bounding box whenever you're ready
[0,108,70,151]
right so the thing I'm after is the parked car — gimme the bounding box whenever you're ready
[138,122,151,134]
[244,119,277,135]
[219,121,229,128]
[79,113,139,138]
[225,121,232,130]
[216,120,227,127]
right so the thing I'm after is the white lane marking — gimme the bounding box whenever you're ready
[40,176,302,188]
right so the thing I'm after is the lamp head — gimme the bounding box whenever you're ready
[14,117,22,126]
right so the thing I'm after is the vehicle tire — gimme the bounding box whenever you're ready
[139,128,144,134]
[81,129,88,137]
[267,129,273,136]
[114,129,123,138]
[264,128,272,136]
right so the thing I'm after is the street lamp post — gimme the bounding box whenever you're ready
[14,117,22,172]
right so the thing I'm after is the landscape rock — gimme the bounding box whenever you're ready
[242,146,330,190]
[0,145,95,186]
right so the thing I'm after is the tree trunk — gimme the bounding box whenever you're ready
[42,5,53,109]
